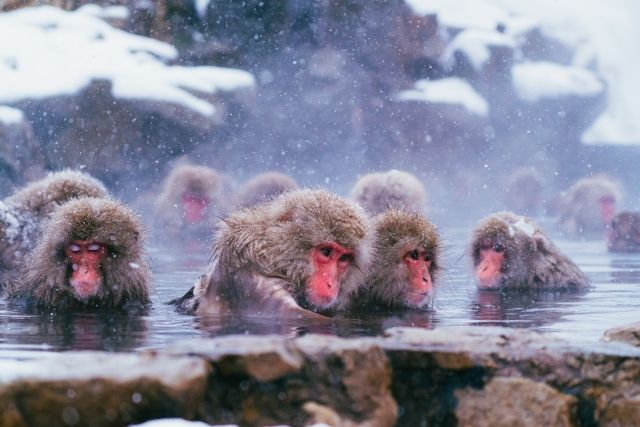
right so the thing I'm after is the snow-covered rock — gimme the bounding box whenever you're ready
[396,78,489,117]
[442,29,516,72]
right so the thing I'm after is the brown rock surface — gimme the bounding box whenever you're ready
[603,321,640,347]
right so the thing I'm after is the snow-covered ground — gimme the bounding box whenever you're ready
[406,0,640,145]
[396,78,489,117]
[0,6,254,118]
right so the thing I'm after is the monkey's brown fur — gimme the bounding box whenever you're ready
[471,211,589,290]
[235,171,299,208]
[503,167,543,215]
[9,197,152,309]
[558,174,622,235]
[351,170,427,216]
[608,212,640,253]
[154,164,228,234]
[0,170,108,282]
[176,189,369,317]
[355,209,441,309]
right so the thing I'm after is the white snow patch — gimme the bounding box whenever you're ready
[130,419,221,427]
[508,224,515,238]
[512,61,604,103]
[128,262,140,269]
[195,0,211,18]
[0,105,24,125]
[513,217,535,237]
[396,78,489,117]
[442,29,515,71]
[405,0,511,31]
[0,6,254,117]
[76,4,130,20]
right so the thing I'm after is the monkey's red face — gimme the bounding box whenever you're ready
[599,196,615,225]
[308,242,354,309]
[65,240,106,300]
[402,247,433,307]
[475,240,505,289]
[182,192,209,224]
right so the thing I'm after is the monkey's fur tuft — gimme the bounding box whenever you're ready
[358,209,441,308]
[351,170,427,216]
[10,197,152,309]
[235,171,299,208]
[471,211,589,290]
[180,189,370,316]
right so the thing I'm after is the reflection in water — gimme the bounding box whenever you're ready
[1,223,640,352]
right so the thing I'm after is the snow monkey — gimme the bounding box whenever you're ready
[172,189,370,318]
[154,164,229,237]
[471,211,589,290]
[503,167,543,216]
[608,212,640,253]
[235,171,299,208]
[8,197,152,309]
[557,174,622,236]
[351,169,427,215]
[353,209,441,309]
[0,169,108,285]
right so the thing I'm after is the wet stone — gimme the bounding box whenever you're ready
[602,321,640,347]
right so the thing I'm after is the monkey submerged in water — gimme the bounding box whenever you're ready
[471,212,589,291]
[7,197,152,309]
[608,212,640,253]
[352,209,441,310]
[234,171,299,208]
[0,169,108,286]
[172,189,370,318]
[351,169,427,215]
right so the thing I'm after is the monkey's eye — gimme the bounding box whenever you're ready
[338,253,352,263]
[88,243,102,252]
[409,250,420,260]
[69,244,81,253]
[320,247,332,257]
[424,253,432,262]
[494,243,505,253]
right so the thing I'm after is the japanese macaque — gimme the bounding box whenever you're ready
[353,209,441,309]
[471,211,589,290]
[351,170,427,215]
[153,164,229,237]
[503,167,543,216]
[235,171,299,208]
[8,197,151,309]
[557,174,622,236]
[0,170,108,283]
[172,189,370,318]
[608,212,640,253]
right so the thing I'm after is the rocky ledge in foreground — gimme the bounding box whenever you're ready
[2,327,640,427]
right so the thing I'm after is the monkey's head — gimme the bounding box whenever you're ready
[235,171,298,208]
[565,175,621,230]
[217,189,370,312]
[21,197,151,308]
[351,170,427,216]
[8,169,108,217]
[471,212,544,290]
[608,212,640,253]
[369,210,440,308]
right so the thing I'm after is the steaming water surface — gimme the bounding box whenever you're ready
[1,218,639,353]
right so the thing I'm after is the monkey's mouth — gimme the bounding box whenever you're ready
[70,279,101,300]
[405,291,431,308]
[306,293,338,310]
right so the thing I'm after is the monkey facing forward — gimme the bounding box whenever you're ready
[173,189,370,318]
[8,197,152,309]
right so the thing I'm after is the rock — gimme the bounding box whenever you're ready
[0,352,209,427]
[0,106,46,197]
[455,377,577,427]
[603,322,640,347]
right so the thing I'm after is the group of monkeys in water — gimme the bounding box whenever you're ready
[0,165,636,318]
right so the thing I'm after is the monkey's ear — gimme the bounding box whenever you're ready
[277,209,294,222]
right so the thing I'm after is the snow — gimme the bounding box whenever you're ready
[396,78,489,117]
[406,0,640,145]
[442,29,516,71]
[0,105,24,125]
[76,4,129,20]
[513,217,535,237]
[0,6,254,117]
[0,202,22,243]
[513,61,604,103]
[130,420,220,427]
[195,0,211,18]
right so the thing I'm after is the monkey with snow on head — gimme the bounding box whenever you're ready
[172,189,370,318]
[471,211,589,291]
[8,197,152,309]
[154,164,230,238]
[235,171,299,208]
[0,169,108,286]
[352,209,441,310]
[351,169,427,216]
